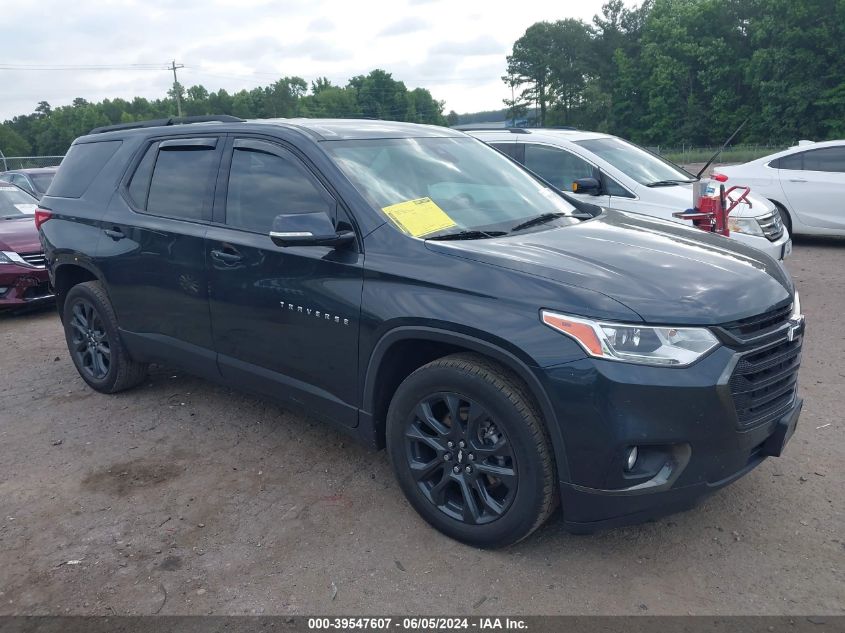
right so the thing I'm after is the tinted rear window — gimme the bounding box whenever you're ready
[803,146,845,173]
[48,141,121,198]
[30,172,55,193]
[771,153,804,170]
[146,147,217,221]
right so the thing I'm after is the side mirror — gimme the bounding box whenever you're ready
[269,211,355,248]
[572,177,601,196]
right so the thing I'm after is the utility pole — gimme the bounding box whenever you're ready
[169,60,184,117]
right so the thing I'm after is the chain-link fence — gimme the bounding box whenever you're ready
[652,144,788,166]
[0,154,65,171]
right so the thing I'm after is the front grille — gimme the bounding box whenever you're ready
[20,252,46,268]
[757,211,784,242]
[729,335,802,428]
[721,303,792,339]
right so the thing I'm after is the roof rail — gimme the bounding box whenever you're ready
[89,115,244,135]
[456,126,532,134]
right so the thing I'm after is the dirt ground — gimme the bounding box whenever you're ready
[0,237,843,616]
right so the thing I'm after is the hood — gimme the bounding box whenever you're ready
[635,182,774,219]
[0,216,41,254]
[425,210,792,325]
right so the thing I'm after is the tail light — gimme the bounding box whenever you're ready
[712,172,728,182]
[34,207,52,230]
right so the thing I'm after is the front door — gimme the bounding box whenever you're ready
[521,143,613,208]
[206,137,364,427]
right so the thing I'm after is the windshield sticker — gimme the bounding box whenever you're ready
[14,204,37,214]
[382,197,457,238]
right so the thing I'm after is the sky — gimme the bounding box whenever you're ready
[0,0,609,122]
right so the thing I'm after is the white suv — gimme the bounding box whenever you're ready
[467,129,792,260]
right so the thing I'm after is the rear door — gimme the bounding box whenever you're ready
[99,135,222,363]
[205,136,364,427]
[776,145,845,230]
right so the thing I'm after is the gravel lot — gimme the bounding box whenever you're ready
[1,237,843,616]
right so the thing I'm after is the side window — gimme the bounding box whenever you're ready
[139,139,219,221]
[524,144,595,190]
[603,174,634,198]
[802,147,845,173]
[225,141,332,234]
[771,153,804,170]
[489,142,521,161]
[127,143,158,208]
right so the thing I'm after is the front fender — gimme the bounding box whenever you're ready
[362,325,573,482]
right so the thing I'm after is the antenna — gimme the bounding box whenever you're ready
[696,118,748,180]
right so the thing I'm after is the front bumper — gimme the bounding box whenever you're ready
[538,328,803,532]
[0,264,52,308]
[731,229,791,260]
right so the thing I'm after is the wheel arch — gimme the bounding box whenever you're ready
[768,198,794,234]
[53,261,101,320]
[361,326,571,482]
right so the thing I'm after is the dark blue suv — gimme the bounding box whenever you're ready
[37,116,805,547]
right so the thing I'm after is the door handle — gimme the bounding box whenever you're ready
[210,249,243,264]
[103,227,125,240]
[788,179,807,183]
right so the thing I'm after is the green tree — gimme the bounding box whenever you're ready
[0,124,32,156]
[505,22,560,125]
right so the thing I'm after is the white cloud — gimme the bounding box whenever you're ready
[0,0,609,121]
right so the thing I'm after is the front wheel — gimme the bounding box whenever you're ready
[386,354,557,548]
[772,200,793,236]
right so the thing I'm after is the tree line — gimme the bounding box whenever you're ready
[0,70,447,156]
[504,0,845,146]
[2,0,843,157]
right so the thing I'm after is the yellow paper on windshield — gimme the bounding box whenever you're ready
[382,197,457,237]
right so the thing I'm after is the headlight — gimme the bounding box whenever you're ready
[791,291,801,319]
[0,251,15,265]
[728,217,764,236]
[541,310,720,366]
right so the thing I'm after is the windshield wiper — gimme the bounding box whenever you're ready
[427,230,507,241]
[510,212,567,233]
[645,179,696,187]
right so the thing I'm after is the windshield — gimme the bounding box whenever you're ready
[575,137,696,186]
[0,185,38,218]
[30,172,55,193]
[323,137,576,238]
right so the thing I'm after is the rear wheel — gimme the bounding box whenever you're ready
[386,353,557,548]
[63,281,147,393]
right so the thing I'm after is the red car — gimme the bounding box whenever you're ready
[0,182,52,308]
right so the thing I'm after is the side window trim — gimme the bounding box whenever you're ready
[121,135,224,223]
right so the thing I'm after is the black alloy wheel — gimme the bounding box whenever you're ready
[68,298,111,380]
[62,281,148,393]
[387,353,557,548]
[405,392,517,525]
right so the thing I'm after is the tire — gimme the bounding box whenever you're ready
[386,353,557,548]
[62,280,148,393]
[771,200,793,236]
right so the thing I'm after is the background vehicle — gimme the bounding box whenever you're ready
[40,117,803,548]
[0,183,51,308]
[468,129,791,260]
[718,140,845,236]
[0,167,59,200]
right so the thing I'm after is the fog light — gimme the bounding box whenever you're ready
[625,446,638,471]
[0,286,8,296]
